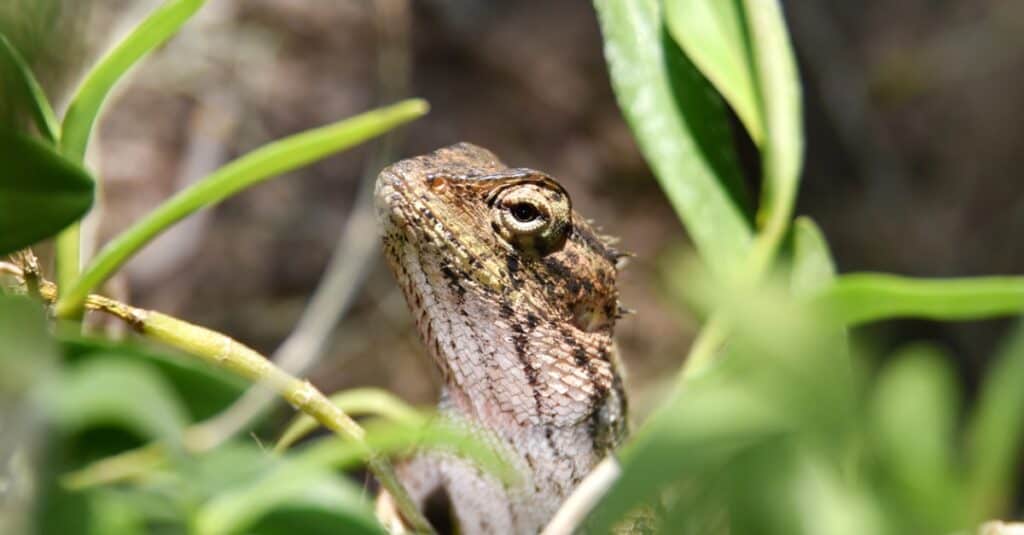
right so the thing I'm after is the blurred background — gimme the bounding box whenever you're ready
[5,0,1024,418]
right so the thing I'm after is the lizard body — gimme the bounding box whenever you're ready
[375,143,628,534]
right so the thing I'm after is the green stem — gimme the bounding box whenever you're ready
[54,225,80,301]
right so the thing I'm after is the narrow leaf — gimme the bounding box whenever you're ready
[966,322,1024,520]
[56,99,429,316]
[275,388,424,453]
[819,274,1024,326]
[0,130,94,255]
[664,0,763,144]
[742,0,804,278]
[0,32,59,143]
[594,0,753,281]
[870,343,965,530]
[60,0,205,163]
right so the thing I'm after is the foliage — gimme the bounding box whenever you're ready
[2,0,1023,534]
[0,0,433,532]
[588,0,1024,533]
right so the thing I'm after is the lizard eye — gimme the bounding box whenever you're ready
[510,202,540,223]
[491,184,571,257]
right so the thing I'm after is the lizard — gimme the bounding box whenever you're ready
[374,142,629,534]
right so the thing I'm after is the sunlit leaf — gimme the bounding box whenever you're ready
[741,0,804,276]
[594,0,752,281]
[0,130,94,255]
[664,0,763,144]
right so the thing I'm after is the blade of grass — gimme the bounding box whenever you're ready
[0,32,59,143]
[594,0,753,282]
[820,273,1024,326]
[60,0,205,163]
[55,99,428,318]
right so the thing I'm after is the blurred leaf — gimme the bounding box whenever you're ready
[60,0,205,163]
[594,0,753,281]
[869,343,965,531]
[60,334,248,420]
[57,98,429,317]
[0,130,94,255]
[966,321,1024,520]
[587,370,790,531]
[664,0,763,144]
[741,0,804,275]
[0,295,57,392]
[790,217,837,297]
[52,356,190,444]
[820,274,1024,326]
[195,459,381,535]
[0,32,58,142]
[86,490,148,535]
[275,388,425,453]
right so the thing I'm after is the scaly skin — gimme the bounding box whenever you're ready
[375,143,628,534]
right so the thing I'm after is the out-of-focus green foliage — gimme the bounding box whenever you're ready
[590,0,1024,532]
[0,130,93,255]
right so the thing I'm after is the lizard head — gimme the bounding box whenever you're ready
[375,143,626,335]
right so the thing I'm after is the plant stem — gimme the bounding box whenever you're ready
[54,226,80,302]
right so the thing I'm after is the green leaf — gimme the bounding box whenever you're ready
[60,0,206,163]
[790,217,836,297]
[741,0,804,277]
[195,459,382,535]
[56,98,429,317]
[0,130,94,255]
[60,334,248,421]
[819,274,1024,326]
[966,321,1024,520]
[275,388,424,453]
[869,343,965,531]
[52,356,191,443]
[594,0,752,281]
[664,0,763,144]
[0,32,59,143]
[587,371,790,531]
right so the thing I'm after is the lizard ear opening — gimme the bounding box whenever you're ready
[490,183,572,257]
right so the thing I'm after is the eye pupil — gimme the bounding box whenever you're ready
[510,202,540,222]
